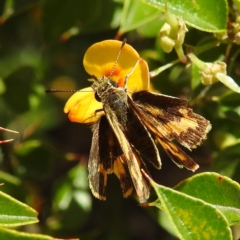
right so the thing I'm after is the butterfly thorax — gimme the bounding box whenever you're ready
[92,76,128,125]
[91,76,114,95]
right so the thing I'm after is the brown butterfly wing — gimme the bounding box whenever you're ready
[132,91,211,149]
[89,116,133,200]
[103,110,150,203]
[123,102,161,169]
[130,91,211,171]
[94,87,160,202]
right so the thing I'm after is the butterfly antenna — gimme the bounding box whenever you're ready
[46,89,77,93]
[123,58,140,88]
[45,89,92,93]
[109,38,127,77]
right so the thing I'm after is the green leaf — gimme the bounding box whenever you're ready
[157,210,178,237]
[0,227,53,240]
[0,191,38,227]
[0,49,42,80]
[42,0,100,42]
[212,143,240,181]
[51,163,92,231]
[147,176,232,240]
[14,140,54,181]
[191,61,202,90]
[232,0,240,12]
[140,0,228,32]
[2,66,34,114]
[137,15,165,37]
[220,91,240,107]
[42,0,120,42]
[0,171,21,186]
[175,172,240,226]
[118,0,162,36]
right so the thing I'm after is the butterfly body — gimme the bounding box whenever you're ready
[92,76,128,126]
[90,76,160,202]
[88,75,211,203]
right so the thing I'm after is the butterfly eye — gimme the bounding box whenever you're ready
[94,92,101,102]
[109,80,118,87]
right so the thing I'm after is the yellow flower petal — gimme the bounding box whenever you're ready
[64,40,150,123]
[83,40,149,91]
[64,87,104,123]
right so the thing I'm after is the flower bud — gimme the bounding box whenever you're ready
[159,23,175,53]
[188,53,240,93]
[159,12,188,63]
[215,17,240,45]
[199,62,226,85]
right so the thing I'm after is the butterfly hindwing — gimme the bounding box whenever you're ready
[89,116,133,200]
[88,117,108,200]
[157,136,199,170]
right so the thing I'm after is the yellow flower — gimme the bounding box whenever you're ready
[64,40,149,123]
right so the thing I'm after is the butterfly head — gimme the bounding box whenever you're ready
[91,75,119,102]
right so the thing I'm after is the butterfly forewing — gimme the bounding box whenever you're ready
[100,87,150,202]
[129,90,211,171]
[132,91,211,149]
[123,102,161,169]
[107,123,150,202]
